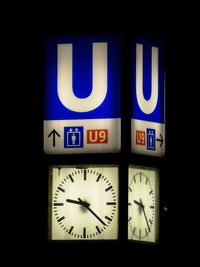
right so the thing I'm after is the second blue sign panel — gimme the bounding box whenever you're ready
[131,37,165,157]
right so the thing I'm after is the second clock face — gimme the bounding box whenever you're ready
[128,165,159,243]
[49,165,119,240]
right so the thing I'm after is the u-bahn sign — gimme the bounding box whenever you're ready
[44,35,121,154]
[131,37,165,157]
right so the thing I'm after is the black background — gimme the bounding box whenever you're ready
[3,2,199,264]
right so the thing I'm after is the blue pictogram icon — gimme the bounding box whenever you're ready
[147,128,156,150]
[64,127,84,148]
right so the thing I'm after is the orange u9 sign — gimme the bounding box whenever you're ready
[87,129,108,144]
[136,130,145,146]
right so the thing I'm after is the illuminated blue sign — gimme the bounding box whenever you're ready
[44,35,121,154]
[131,37,165,157]
[44,35,121,120]
[131,37,165,123]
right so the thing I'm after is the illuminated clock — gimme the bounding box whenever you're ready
[128,165,159,243]
[48,165,119,240]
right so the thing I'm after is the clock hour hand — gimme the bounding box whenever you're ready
[78,198,106,226]
[66,199,90,207]
[134,200,144,208]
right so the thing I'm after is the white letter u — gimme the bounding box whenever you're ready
[136,43,158,114]
[57,42,107,112]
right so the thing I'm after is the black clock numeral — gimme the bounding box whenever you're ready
[150,206,154,209]
[149,190,153,195]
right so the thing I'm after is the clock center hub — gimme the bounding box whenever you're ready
[80,199,90,213]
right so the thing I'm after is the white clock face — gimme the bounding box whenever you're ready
[48,165,119,240]
[128,165,159,243]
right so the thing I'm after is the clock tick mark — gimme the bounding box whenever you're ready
[54,203,64,206]
[96,174,102,182]
[68,226,74,235]
[83,227,86,238]
[57,216,65,223]
[68,174,74,183]
[96,226,101,234]
[105,185,113,192]
[84,170,87,181]
[57,186,65,193]
[106,202,116,205]
[145,228,148,236]
[105,216,112,222]
[133,227,136,235]
[139,229,141,239]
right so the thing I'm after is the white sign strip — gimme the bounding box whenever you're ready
[131,119,165,157]
[44,118,121,154]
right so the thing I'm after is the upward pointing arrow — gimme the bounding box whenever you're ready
[48,129,60,147]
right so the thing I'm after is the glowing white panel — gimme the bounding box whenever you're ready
[128,165,159,243]
[48,165,119,240]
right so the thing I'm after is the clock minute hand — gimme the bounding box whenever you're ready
[78,198,106,226]
[140,199,150,232]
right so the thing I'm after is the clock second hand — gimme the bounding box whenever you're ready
[78,198,107,226]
